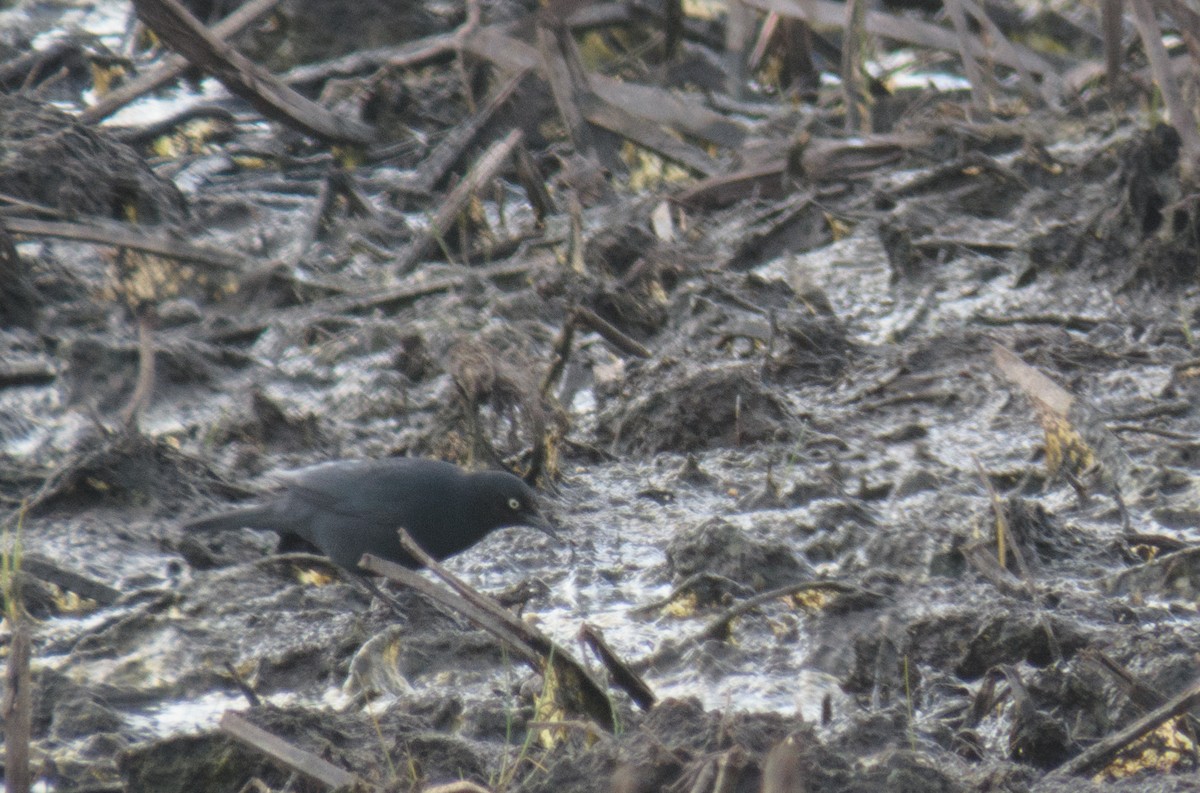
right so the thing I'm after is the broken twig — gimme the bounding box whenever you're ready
[132,0,375,144]
[400,128,524,270]
[4,621,32,793]
[362,529,617,730]
[219,711,365,790]
[82,0,282,124]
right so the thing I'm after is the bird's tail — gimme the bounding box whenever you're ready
[181,506,273,533]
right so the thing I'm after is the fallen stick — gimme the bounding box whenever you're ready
[399,128,524,270]
[578,623,656,709]
[944,0,991,117]
[638,579,878,671]
[186,257,541,345]
[0,217,244,271]
[674,163,791,209]
[20,555,122,606]
[118,311,157,430]
[409,68,532,194]
[540,314,575,397]
[959,0,1059,107]
[537,17,598,159]
[696,580,873,643]
[461,26,745,148]
[361,527,618,729]
[1048,679,1200,777]
[219,711,366,791]
[278,33,458,88]
[742,0,1063,81]
[581,95,720,176]
[131,0,375,145]
[571,307,652,359]
[3,621,31,793]
[0,362,54,391]
[81,0,282,124]
[359,556,547,669]
[0,39,75,94]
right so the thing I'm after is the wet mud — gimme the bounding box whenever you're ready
[0,1,1199,792]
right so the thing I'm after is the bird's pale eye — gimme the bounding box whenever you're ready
[508,497,521,511]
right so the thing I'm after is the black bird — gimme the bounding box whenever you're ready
[182,457,557,571]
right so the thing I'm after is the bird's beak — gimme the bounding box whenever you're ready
[526,511,561,542]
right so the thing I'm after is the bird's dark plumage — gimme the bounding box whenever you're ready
[182,458,557,571]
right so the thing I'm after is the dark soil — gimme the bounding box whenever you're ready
[1,1,1199,792]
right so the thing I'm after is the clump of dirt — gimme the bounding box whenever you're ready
[665,517,809,592]
[0,94,186,225]
[2,1,1200,792]
[118,731,279,793]
[607,362,794,454]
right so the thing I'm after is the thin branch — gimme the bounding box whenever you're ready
[219,712,365,790]
[81,0,282,124]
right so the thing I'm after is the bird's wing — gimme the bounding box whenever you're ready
[278,459,439,519]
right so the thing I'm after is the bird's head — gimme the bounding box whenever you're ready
[472,470,560,541]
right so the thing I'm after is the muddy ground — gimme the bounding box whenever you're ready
[1,1,1200,791]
